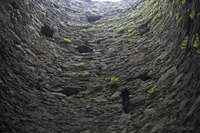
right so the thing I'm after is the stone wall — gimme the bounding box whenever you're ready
[0,0,200,132]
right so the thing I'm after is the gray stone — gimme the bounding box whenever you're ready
[119,113,131,123]
[0,0,199,132]
[110,91,121,99]
[95,96,107,102]
[150,117,167,133]
[130,95,146,104]
[144,108,156,116]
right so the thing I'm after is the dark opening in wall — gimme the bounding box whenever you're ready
[87,16,102,23]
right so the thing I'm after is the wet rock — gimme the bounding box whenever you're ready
[41,24,54,38]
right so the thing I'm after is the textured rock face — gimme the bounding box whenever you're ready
[0,0,200,132]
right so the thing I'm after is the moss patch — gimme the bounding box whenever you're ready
[59,21,66,27]
[105,76,120,85]
[63,38,72,43]
[78,71,91,77]
[181,35,189,50]
[194,33,200,54]
[74,62,85,68]
[189,10,196,19]
[147,86,158,95]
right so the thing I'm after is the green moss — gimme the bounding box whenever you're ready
[150,0,156,4]
[41,11,47,17]
[176,13,181,23]
[181,0,186,4]
[194,33,200,49]
[196,49,200,55]
[118,26,125,33]
[128,32,134,39]
[157,10,163,18]
[63,38,72,43]
[194,33,200,54]
[156,56,161,61]
[128,26,136,34]
[74,62,85,68]
[59,21,66,27]
[127,27,136,38]
[78,71,91,77]
[181,35,189,50]
[170,10,173,17]
[189,10,196,19]
[53,49,60,58]
[147,86,158,95]
[156,56,165,65]
[54,52,60,58]
[81,29,87,32]
[105,76,120,85]
[130,11,141,20]
[93,83,101,89]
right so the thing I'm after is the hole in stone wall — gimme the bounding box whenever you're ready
[121,89,131,114]
[87,15,102,23]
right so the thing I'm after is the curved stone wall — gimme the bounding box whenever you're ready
[0,0,200,132]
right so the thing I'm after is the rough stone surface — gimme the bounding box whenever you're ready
[0,0,200,132]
